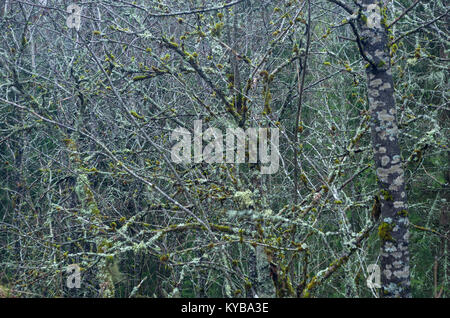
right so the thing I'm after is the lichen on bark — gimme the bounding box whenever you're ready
[359,0,411,297]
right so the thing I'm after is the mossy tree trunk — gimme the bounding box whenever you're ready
[359,0,411,297]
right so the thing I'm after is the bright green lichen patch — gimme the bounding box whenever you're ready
[380,189,393,201]
[233,190,254,209]
[378,222,394,242]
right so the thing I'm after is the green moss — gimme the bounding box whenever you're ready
[398,209,408,217]
[380,189,393,201]
[263,89,272,114]
[390,43,398,54]
[302,277,318,297]
[378,222,394,242]
[377,60,386,68]
[132,75,149,81]
[210,223,233,233]
[361,14,368,24]
[130,110,144,119]
[211,22,224,37]
[380,6,388,27]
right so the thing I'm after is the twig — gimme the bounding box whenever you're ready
[129,276,148,298]
[388,0,421,29]
[327,0,354,15]
[393,9,449,44]
[293,0,311,204]
[145,0,248,18]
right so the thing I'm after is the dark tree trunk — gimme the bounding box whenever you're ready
[359,0,411,297]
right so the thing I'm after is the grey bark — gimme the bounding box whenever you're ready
[359,0,411,297]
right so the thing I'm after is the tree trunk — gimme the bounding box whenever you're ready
[359,0,411,297]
